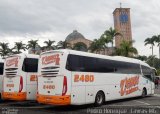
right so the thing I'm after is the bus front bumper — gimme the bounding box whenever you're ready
[37,94,71,105]
[2,92,26,101]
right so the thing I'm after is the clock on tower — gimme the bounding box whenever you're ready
[119,14,128,23]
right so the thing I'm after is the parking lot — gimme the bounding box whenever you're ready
[0,88,160,114]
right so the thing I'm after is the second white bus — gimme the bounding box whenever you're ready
[37,49,155,106]
[2,54,39,101]
[0,59,4,99]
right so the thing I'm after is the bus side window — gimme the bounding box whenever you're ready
[142,65,154,82]
[22,58,38,72]
[0,63,4,75]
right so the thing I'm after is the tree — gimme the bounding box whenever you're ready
[134,55,147,61]
[89,39,105,54]
[144,36,156,56]
[115,40,138,57]
[43,40,56,51]
[57,41,71,49]
[99,33,112,54]
[146,55,160,68]
[154,35,160,59]
[27,40,39,54]
[104,27,122,47]
[13,41,26,54]
[0,42,11,58]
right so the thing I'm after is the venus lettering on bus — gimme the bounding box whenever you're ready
[42,54,60,65]
[6,57,18,67]
[120,76,139,96]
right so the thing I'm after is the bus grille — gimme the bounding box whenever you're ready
[5,68,18,76]
[41,66,59,76]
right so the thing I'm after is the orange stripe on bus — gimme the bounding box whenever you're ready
[2,92,27,101]
[37,94,71,105]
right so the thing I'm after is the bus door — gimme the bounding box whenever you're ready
[26,72,37,100]
[22,58,39,100]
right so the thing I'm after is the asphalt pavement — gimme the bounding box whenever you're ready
[0,87,160,114]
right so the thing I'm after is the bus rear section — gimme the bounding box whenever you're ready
[2,54,39,101]
[37,50,71,105]
[0,60,4,99]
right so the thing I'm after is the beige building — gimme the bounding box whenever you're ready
[65,30,92,52]
[113,8,132,47]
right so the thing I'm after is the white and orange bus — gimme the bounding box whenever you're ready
[2,54,39,101]
[37,49,155,106]
[0,59,4,99]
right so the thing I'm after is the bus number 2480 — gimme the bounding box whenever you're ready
[74,74,94,82]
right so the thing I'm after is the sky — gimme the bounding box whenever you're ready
[0,0,160,57]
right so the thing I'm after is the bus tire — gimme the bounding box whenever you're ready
[94,91,105,107]
[142,88,147,98]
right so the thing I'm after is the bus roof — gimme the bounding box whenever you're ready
[41,49,151,68]
[5,53,39,59]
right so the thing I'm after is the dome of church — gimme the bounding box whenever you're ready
[66,30,85,42]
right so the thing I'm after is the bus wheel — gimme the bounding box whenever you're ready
[142,88,147,98]
[94,91,105,107]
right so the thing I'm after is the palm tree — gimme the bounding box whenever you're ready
[89,39,105,54]
[27,40,39,54]
[154,35,160,59]
[146,55,157,67]
[57,41,71,49]
[116,40,138,57]
[144,36,156,56]
[0,42,11,58]
[13,41,26,54]
[43,40,56,51]
[100,33,112,54]
[104,27,122,47]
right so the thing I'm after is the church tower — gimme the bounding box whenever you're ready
[113,6,132,47]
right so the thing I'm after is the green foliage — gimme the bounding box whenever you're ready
[115,40,138,57]
[134,55,147,61]
[144,36,156,56]
[146,55,160,69]
[89,39,105,53]
[57,40,71,49]
[89,27,122,54]
[13,41,26,54]
[103,27,122,47]
[0,42,11,58]
[43,40,56,51]
[153,35,160,59]
[156,69,160,76]
[27,40,39,54]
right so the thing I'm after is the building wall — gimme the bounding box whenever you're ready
[67,38,92,49]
